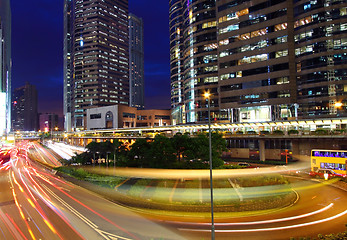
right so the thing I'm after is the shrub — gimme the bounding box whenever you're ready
[333,129,345,134]
[247,130,256,135]
[260,130,270,135]
[272,130,284,135]
[288,129,299,135]
[314,128,329,135]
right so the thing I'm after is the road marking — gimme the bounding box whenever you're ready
[115,178,130,189]
[41,184,133,240]
[169,179,179,203]
[228,178,243,201]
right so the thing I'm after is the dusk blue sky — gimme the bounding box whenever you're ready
[11,0,170,115]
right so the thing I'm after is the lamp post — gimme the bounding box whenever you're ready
[204,91,215,240]
[107,152,110,168]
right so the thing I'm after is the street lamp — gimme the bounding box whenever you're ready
[204,91,215,240]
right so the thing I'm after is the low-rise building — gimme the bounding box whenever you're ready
[86,105,171,130]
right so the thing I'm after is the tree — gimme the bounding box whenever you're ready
[86,141,99,155]
[150,134,176,168]
[128,138,151,167]
[101,141,115,166]
[172,132,191,162]
[211,132,226,168]
[111,139,122,166]
[185,132,225,168]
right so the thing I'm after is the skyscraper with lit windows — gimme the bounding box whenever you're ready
[170,0,219,124]
[0,0,11,135]
[64,0,129,130]
[129,13,145,110]
[12,82,38,131]
[169,0,347,124]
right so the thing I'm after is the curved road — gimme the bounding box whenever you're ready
[166,177,347,239]
[1,141,346,240]
[0,142,185,240]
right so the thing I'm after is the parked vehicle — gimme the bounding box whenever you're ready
[309,169,346,179]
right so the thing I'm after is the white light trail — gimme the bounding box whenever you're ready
[179,208,347,233]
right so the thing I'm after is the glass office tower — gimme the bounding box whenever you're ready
[129,13,145,110]
[170,0,347,124]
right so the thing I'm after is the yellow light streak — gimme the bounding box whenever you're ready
[44,219,57,234]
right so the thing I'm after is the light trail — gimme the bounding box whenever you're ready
[5,214,28,240]
[179,209,347,233]
[49,180,141,240]
[0,210,22,240]
[9,145,83,240]
[166,203,334,226]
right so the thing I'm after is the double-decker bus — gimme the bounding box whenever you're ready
[311,149,347,175]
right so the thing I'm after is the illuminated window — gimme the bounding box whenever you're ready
[238,54,268,65]
[204,43,218,51]
[238,9,249,17]
[276,50,288,58]
[275,23,287,31]
[341,7,347,16]
[294,16,312,29]
[202,21,216,29]
[219,24,239,34]
[276,77,289,84]
[219,39,229,45]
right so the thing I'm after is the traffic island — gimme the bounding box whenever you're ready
[55,166,298,218]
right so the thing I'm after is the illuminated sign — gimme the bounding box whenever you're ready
[313,150,347,158]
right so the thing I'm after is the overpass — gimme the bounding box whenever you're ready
[13,117,347,162]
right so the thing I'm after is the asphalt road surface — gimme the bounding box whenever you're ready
[1,141,346,240]
[0,142,186,240]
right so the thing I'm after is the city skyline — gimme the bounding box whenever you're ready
[11,0,170,116]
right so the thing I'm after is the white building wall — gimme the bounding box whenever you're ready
[86,105,118,130]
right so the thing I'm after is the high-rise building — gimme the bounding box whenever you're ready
[39,113,59,132]
[129,13,145,110]
[0,0,11,135]
[169,0,347,124]
[170,0,219,124]
[63,0,73,132]
[11,82,38,131]
[64,0,130,131]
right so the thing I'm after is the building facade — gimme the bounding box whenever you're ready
[0,0,11,135]
[129,13,145,110]
[86,105,171,130]
[11,82,38,131]
[39,113,59,132]
[169,0,347,125]
[170,0,219,124]
[64,0,130,131]
[63,0,73,132]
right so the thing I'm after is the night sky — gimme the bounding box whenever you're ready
[11,0,170,116]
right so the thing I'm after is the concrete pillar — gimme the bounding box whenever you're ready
[291,139,300,161]
[259,139,266,162]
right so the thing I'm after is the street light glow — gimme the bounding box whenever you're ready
[204,92,211,99]
[335,102,343,108]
